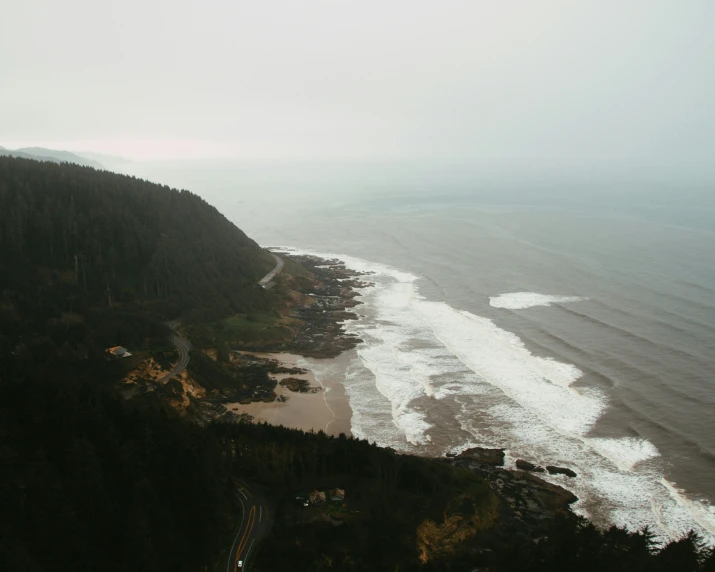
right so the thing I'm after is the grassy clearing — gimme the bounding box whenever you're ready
[218,312,297,345]
[281,257,314,279]
[188,311,299,348]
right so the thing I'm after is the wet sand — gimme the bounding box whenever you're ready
[225,351,353,436]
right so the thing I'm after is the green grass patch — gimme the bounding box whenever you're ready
[214,311,297,346]
[187,310,297,349]
[282,257,314,279]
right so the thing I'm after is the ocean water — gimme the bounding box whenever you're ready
[124,160,715,543]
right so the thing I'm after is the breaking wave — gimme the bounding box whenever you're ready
[490,292,588,309]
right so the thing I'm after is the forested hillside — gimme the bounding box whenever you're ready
[0,157,276,358]
[2,365,713,572]
[0,357,493,571]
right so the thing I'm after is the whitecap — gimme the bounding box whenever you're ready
[415,300,601,434]
[586,437,660,472]
[490,292,588,309]
[661,479,715,542]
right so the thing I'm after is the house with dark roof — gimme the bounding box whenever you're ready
[106,346,132,359]
[329,488,345,502]
[309,490,326,505]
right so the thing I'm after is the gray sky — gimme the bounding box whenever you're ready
[1,0,713,161]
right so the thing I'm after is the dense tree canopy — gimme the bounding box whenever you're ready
[0,157,276,358]
[0,361,233,572]
[3,361,713,572]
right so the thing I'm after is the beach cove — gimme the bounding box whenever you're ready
[225,351,353,436]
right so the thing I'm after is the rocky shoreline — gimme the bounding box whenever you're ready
[279,253,373,358]
[197,255,584,532]
[447,447,579,541]
[266,254,586,537]
[279,377,321,393]
[131,253,584,535]
[134,254,371,420]
[143,251,588,537]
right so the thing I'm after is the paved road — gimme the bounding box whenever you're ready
[156,324,191,384]
[258,253,284,289]
[227,479,272,571]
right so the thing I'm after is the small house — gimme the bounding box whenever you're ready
[106,346,132,359]
[309,490,326,505]
[329,488,345,502]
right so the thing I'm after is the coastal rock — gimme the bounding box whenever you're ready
[456,447,505,467]
[515,459,545,473]
[448,455,579,541]
[272,253,371,359]
[517,471,578,510]
[279,377,321,393]
[546,465,577,478]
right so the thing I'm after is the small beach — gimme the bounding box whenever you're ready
[225,351,353,436]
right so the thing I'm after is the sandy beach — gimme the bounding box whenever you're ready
[225,351,353,436]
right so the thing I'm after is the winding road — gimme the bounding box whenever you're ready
[227,479,272,571]
[157,251,283,385]
[156,323,191,384]
[258,253,284,289]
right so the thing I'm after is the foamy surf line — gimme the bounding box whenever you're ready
[490,292,589,309]
[271,247,715,545]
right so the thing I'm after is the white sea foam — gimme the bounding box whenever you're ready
[350,278,448,445]
[585,437,661,472]
[490,292,588,309]
[662,479,715,542]
[282,247,714,544]
[467,402,713,543]
[416,300,603,435]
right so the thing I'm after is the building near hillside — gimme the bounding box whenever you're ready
[309,490,326,505]
[106,346,131,359]
[329,488,345,502]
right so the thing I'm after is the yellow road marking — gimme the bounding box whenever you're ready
[234,506,256,570]
[235,479,253,498]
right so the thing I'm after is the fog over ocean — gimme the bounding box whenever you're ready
[124,160,715,542]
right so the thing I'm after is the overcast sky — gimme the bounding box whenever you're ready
[1,0,713,161]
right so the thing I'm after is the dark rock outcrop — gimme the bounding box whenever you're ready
[281,254,371,358]
[516,459,545,473]
[456,447,505,467]
[279,377,320,393]
[546,465,578,478]
[447,454,578,543]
